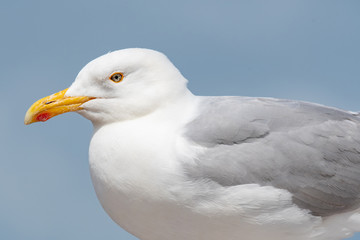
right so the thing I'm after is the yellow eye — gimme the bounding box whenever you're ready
[109,72,124,83]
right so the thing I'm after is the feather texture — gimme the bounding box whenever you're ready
[184,96,360,216]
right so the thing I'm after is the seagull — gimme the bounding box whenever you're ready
[25,48,360,240]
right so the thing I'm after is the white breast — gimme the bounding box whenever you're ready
[88,99,204,239]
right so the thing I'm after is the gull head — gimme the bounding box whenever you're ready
[24,48,189,126]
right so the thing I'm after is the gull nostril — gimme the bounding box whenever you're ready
[44,101,56,105]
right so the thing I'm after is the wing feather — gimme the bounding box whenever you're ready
[184,96,360,216]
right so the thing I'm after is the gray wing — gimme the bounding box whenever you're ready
[184,96,360,216]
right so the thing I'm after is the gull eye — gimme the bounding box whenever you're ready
[109,72,124,83]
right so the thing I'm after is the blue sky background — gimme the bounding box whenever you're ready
[1,0,359,239]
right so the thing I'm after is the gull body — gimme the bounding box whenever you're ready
[25,49,360,240]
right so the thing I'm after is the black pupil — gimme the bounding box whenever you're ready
[113,74,120,81]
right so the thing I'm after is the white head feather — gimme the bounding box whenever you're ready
[65,48,190,125]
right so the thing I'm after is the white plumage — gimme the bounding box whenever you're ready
[27,49,360,240]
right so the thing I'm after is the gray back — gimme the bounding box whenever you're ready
[184,97,360,216]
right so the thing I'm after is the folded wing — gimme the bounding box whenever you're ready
[184,97,360,216]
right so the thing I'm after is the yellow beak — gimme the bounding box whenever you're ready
[24,88,95,125]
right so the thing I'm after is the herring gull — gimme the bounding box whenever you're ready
[25,48,360,240]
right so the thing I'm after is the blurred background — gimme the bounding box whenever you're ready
[1,0,359,239]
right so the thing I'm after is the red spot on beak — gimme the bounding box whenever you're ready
[36,112,51,122]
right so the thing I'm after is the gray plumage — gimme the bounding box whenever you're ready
[184,96,360,217]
